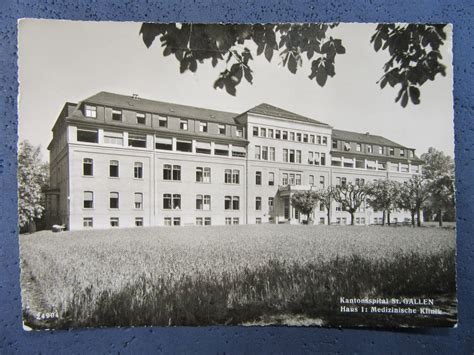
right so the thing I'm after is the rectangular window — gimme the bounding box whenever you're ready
[268,172,275,186]
[199,121,208,133]
[136,113,146,125]
[316,136,321,145]
[196,167,211,183]
[356,143,361,152]
[320,176,325,188]
[268,147,275,161]
[283,149,288,162]
[84,105,97,118]
[196,217,203,226]
[233,217,239,225]
[158,116,168,128]
[83,158,93,176]
[83,191,93,209]
[310,135,315,144]
[109,160,119,177]
[380,146,385,155]
[134,193,143,209]
[173,217,181,226]
[256,171,262,185]
[336,203,342,212]
[196,195,211,210]
[236,127,243,137]
[289,174,295,185]
[163,164,181,181]
[109,109,121,121]
[282,131,288,140]
[282,173,288,185]
[408,150,414,158]
[232,196,240,210]
[214,144,229,156]
[275,130,281,139]
[332,139,337,149]
[128,134,147,148]
[289,149,295,163]
[400,149,405,157]
[134,162,143,179]
[155,137,172,150]
[180,119,188,130]
[320,153,325,166]
[225,196,232,210]
[83,217,93,228]
[260,127,266,137]
[163,194,181,209]
[308,152,314,164]
[110,217,119,227]
[343,142,351,151]
[268,129,274,138]
[314,152,320,166]
[296,133,302,142]
[224,169,232,184]
[389,147,395,156]
[135,217,143,227]
[309,175,314,186]
[232,170,240,184]
[176,140,192,152]
[204,217,211,226]
[289,132,295,141]
[225,217,232,225]
[104,131,123,145]
[322,137,327,145]
[164,217,172,226]
[262,146,268,160]
[256,217,262,224]
[218,124,226,135]
[268,197,274,212]
[303,134,308,143]
[255,145,261,160]
[295,174,302,185]
[253,126,259,136]
[110,192,119,209]
[77,129,98,143]
[367,145,373,153]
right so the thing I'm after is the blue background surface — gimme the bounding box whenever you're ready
[1,0,473,353]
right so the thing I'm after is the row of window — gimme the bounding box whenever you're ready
[83,191,143,209]
[83,158,143,178]
[83,216,143,228]
[252,126,328,145]
[282,149,327,165]
[84,105,244,137]
[333,139,414,158]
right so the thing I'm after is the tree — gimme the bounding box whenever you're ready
[332,183,369,225]
[397,175,430,227]
[18,141,49,232]
[140,23,447,107]
[420,147,455,226]
[290,190,320,224]
[317,186,334,225]
[366,179,401,226]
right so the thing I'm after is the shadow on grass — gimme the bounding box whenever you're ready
[25,249,456,329]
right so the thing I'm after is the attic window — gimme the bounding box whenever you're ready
[136,113,146,125]
[84,105,97,118]
[112,109,122,121]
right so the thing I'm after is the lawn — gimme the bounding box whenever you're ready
[19,225,457,329]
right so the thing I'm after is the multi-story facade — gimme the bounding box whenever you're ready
[46,92,423,230]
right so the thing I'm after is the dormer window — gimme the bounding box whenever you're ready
[379,146,384,155]
[389,147,395,156]
[199,121,208,133]
[356,143,361,152]
[180,119,188,130]
[158,116,167,128]
[136,113,146,125]
[367,145,373,153]
[84,105,97,118]
[218,124,226,135]
[408,150,414,158]
[400,149,405,157]
[112,109,122,121]
[332,139,337,149]
[343,142,351,151]
[236,127,243,137]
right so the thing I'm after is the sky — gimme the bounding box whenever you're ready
[18,19,454,161]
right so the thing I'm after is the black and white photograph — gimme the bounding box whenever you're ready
[18,20,456,329]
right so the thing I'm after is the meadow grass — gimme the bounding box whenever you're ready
[19,225,456,328]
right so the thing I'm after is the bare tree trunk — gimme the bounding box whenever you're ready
[416,209,422,227]
[382,210,385,226]
[350,212,355,225]
[411,211,415,227]
[438,209,443,227]
[327,208,331,225]
[387,210,391,226]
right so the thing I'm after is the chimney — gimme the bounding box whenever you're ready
[132,93,139,100]
[365,132,370,135]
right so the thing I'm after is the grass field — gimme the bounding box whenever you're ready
[19,225,457,329]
